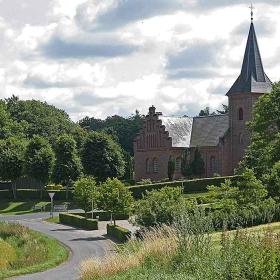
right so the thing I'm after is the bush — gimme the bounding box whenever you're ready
[130,176,241,199]
[107,224,131,243]
[46,184,64,191]
[59,213,98,230]
[68,211,129,221]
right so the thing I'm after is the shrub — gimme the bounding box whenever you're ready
[67,211,129,221]
[59,213,98,230]
[46,184,64,191]
[107,224,131,243]
[130,176,241,199]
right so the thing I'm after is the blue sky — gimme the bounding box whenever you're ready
[0,0,279,120]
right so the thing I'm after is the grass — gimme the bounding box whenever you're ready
[80,212,280,280]
[44,216,60,224]
[0,222,69,279]
[0,201,50,215]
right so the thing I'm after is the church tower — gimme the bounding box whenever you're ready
[226,12,272,173]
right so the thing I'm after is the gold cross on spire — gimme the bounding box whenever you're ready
[250,3,255,22]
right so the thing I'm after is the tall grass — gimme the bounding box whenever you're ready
[80,210,280,280]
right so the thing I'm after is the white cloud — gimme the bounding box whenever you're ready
[0,0,279,120]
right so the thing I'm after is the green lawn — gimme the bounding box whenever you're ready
[0,201,50,215]
[44,216,60,224]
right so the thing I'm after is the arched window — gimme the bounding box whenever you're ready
[175,157,181,171]
[239,133,244,145]
[238,108,244,120]
[210,156,216,172]
[153,158,159,173]
[146,158,150,173]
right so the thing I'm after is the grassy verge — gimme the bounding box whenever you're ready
[80,219,280,280]
[0,201,50,215]
[0,223,69,279]
[44,216,60,224]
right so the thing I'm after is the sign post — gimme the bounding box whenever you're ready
[48,192,55,218]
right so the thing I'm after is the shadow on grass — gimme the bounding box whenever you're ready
[0,201,35,214]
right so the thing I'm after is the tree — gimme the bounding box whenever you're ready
[25,136,55,184]
[0,137,27,199]
[168,157,175,181]
[73,177,99,216]
[134,187,194,228]
[81,132,125,182]
[123,151,134,181]
[264,161,280,198]
[198,107,216,117]
[98,178,133,225]
[241,82,280,177]
[216,104,229,115]
[52,134,83,199]
[191,148,205,177]
[181,149,192,177]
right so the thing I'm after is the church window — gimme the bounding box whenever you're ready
[210,156,217,173]
[238,108,244,120]
[146,158,151,173]
[239,133,244,145]
[153,158,159,173]
[175,157,181,171]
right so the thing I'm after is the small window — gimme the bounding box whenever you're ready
[146,159,150,173]
[175,157,181,171]
[238,108,244,120]
[239,133,244,145]
[153,158,159,173]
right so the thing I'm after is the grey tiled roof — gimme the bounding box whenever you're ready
[160,116,193,147]
[160,114,229,148]
[190,114,229,147]
[227,23,272,95]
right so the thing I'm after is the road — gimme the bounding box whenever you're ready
[0,213,114,280]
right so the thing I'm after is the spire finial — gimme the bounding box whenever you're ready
[249,3,255,22]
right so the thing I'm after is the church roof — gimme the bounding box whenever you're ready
[226,22,272,95]
[190,114,229,147]
[160,114,229,148]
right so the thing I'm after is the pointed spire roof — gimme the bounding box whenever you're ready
[226,22,272,95]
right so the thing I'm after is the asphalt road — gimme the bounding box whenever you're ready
[0,213,113,280]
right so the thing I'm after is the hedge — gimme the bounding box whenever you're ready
[107,224,131,243]
[0,189,73,201]
[71,211,129,221]
[59,213,98,230]
[129,175,241,199]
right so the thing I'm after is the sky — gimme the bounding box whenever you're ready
[0,0,280,121]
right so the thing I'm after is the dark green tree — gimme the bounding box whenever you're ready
[191,148,205,177]
[0,137,27,199]
[123,151,134,181]
[181,149,192,177]
[52,134,83,199]
[168,157,175,181]
[24,136,55,198]
[81,132,125,181]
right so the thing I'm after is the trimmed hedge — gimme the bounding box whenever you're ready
[107,224,131,243]
[129,175,241,199]
[59,213,98,230]
[71,211,129,221]
[0,189,73,201]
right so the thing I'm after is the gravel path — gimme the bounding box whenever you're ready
[0,213,114,280]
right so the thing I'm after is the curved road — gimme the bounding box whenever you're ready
[0,213,113,280]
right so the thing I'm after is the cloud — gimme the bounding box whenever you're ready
[40,36,138,59]
[166,41,224,79]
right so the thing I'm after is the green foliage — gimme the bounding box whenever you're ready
[79,111,145,155]
[134,187,194,227]
[191,148,205,177]
[0,137,27,181]
[264,161,280,198]
[107,224,131,243]
[59,213,98,230]
[98,178,133,225]
[241,82,280,177]
[24,136,55,184]
[81,132,125,181]
[181,149,192,177]
[167,157,175,181]
[123,151,134,180]
[130,176,241,199]
[52,134,83,187]
[73,177,98,214]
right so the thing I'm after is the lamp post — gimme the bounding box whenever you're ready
[48,192,55,218]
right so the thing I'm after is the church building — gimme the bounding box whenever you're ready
[133,17,272,181]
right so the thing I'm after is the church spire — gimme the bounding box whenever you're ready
[226,13,272,95]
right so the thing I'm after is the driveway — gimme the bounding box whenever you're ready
[0,213,115,280]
